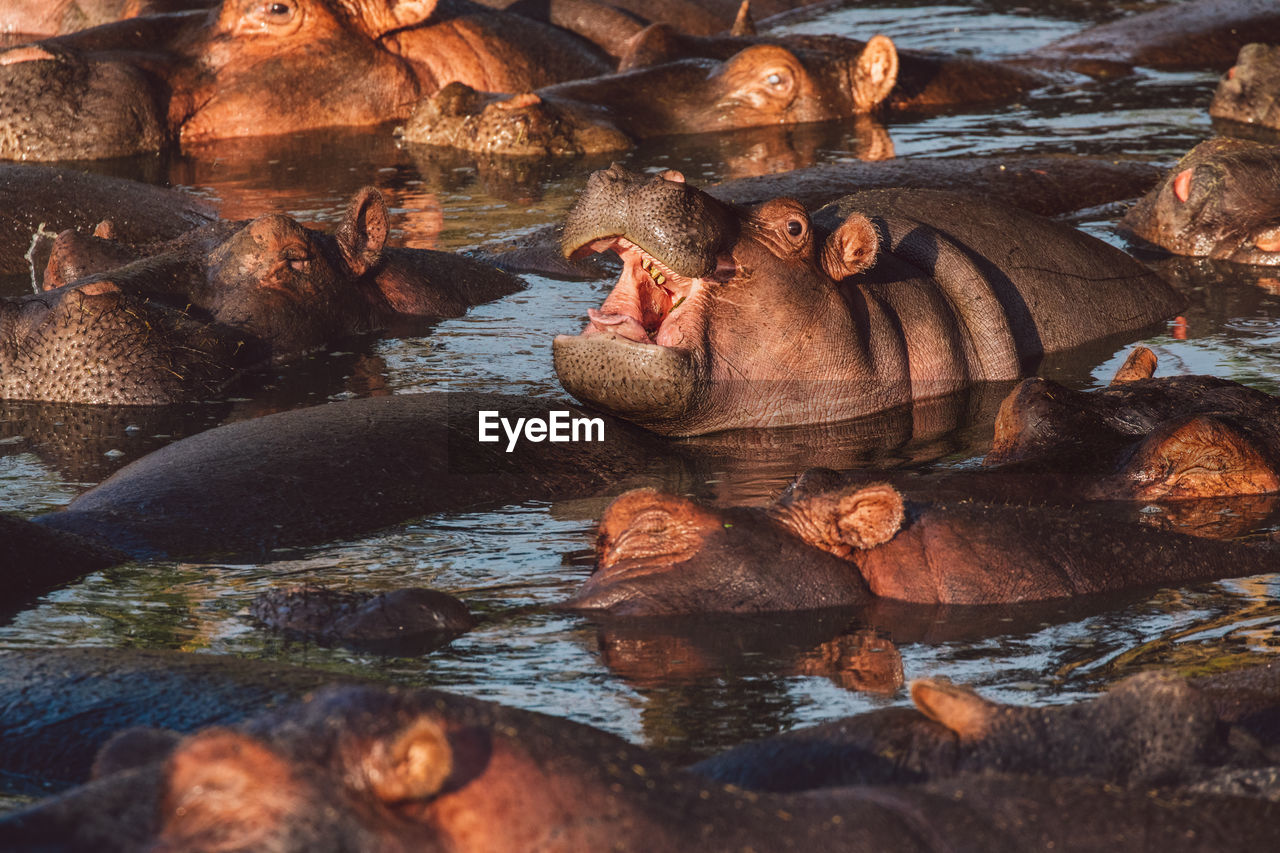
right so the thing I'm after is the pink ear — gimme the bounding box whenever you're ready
[336,187,389,276]
[852,35,898,110]
[821,214,879,280]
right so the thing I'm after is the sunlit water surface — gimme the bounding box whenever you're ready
[2,0,1279,806]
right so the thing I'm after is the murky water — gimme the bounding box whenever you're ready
[3,0,1280,803]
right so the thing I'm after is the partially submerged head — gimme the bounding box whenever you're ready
[562,472,906,615]
[552,165,881,434]
[397,82,632,157]
[1210,43,1280,130]
[1120,137,1280,264]
[986,347,1280,501]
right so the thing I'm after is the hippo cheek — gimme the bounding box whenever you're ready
[553,332,700,433]
[1093,415,1280,501]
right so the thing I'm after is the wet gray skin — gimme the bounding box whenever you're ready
[0,49,166,160]
[559,164,739,277]
[1120,137,1280,264]
[0,282,241,405]
[1210,43,1280,129]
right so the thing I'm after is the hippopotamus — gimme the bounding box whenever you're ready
[0,279,244,405]
[552,167,1183,435]
[0,164,216,280]
[0,648,375,793]
[6,681,1280,852]
[0,0,611,159]
[479,154,1164,279]
[37,187,523,368]
[1211,43,1280,131]
[693,665,1280,795]
[251,585,476,656]
[399,35,902,153]
[1119,137,1280,264]
[1026,0,1280,76]
[29,392,670,561]
[984,346,1280,503]
[562,467,1280,615]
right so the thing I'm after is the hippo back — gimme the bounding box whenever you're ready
[815,188,1183,373]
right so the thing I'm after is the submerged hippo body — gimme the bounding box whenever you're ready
[564,469,1279,615]
[694,665,1280,796]
[400,36,901,154]
[31,392,668,561]
[1028,0,1280,75]
[0,165,217,278]
[0,0,610,159]
[553,168,1183,435]
[1120,138,1280,264]
[6,682,1280,853]
[0,1,214,38]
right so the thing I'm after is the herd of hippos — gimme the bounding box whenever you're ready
[5,0,1280,849]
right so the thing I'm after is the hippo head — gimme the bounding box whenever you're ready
[1210,43,1280,130]
[561,473,909,615]
[1119,137,1280,264]
[554,166,883,434]
[397,82,632,157]
[44,188,391,363]
[986,349,1280,502]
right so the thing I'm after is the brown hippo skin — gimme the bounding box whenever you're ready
[30,392,670,561]
[1026,0,1280,75]
[0,280,244,405]
[38,187,524,367]
[399,36,900,155]
[1211,43,1280,130]
[561,468,1280,614]
[552,167,1184,435]
[6,682,1280,852]
[984,346,1280,504]
[0,0,611,159]
[692,665,1280,796]
[0,165,217,279]
[1120,137,1280,264]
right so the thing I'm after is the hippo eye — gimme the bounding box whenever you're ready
[282,247,311,272]
[252,0,295,24]
[767,73,783,86]
[786,218,805,238]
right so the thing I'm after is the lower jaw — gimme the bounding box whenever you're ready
[552,332,699,433]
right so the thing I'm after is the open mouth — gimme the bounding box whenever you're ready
[575,237,717,347]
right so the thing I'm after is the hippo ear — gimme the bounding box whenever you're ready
[821,213,879,280]
[730,0,756,36]
[910,679,998,739]
[831,483,904,549]
[851,35,898,111]
[1110,346,1157,385]
[160,729,301,844]
[363,717,453,804]
[92,219,116,240]
[336,187,389,276]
